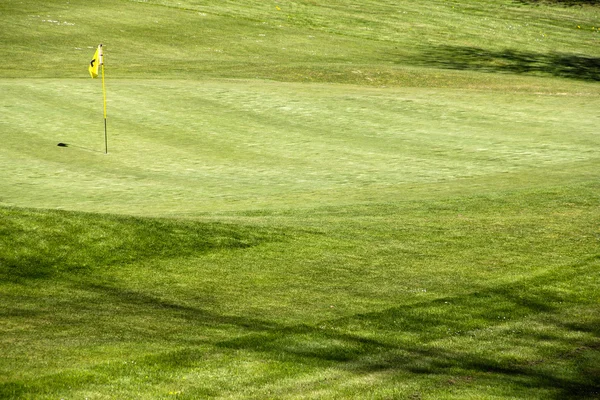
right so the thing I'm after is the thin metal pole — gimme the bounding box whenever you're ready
[104,118,108,154]
[101,45,108,154]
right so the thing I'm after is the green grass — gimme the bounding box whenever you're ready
[1,0,599,398]
[2,79,598,214]
[2,188,599,399]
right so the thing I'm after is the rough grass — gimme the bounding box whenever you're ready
[1,184,599,399]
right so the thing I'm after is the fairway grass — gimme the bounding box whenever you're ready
[1,0,600,398]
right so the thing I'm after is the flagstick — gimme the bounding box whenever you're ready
[102,69,107,155]
[104,116,108,154]
[100,45,108,154]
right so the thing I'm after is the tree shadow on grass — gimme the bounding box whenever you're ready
[0,206,284,281]
[16,265,597,398]
[2,256,598,399]
[414,46,600,81]
[211,286,599,398]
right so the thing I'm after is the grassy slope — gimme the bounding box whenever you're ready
[1,0,600,398]
[2,188,599,399]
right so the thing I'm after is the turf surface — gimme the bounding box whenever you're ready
[1,0,599,398]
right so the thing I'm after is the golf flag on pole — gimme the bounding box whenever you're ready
[88,44,108,153]
[88,45,101,78]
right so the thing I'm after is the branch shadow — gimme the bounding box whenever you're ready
[211,288,599,398]
[73,269,600,398]
[3,257,598,398]
[412,46,600,81]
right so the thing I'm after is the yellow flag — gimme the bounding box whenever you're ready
[88,46,101,78]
